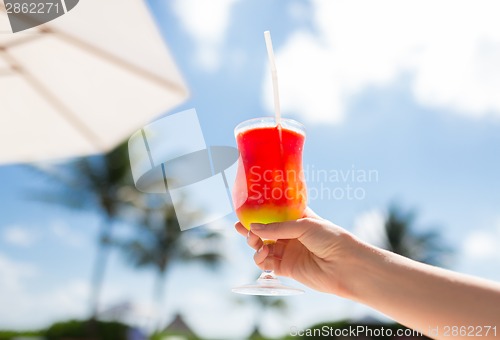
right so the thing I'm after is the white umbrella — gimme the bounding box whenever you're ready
[0,0,188,164]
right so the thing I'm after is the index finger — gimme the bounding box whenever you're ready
[234,221,248,237]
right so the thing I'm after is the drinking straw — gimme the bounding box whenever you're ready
[264,31,281,126]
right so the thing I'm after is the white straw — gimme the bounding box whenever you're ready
[264,31,281,126]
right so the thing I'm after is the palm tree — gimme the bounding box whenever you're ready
[383,205,452,267]
[30,142,137,319]
[251,295,287,339]
[233,276,288,339]
[115,193,224,310]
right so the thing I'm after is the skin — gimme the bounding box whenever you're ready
[234,208,500,339]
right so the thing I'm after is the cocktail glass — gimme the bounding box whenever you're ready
[232,117,307,295]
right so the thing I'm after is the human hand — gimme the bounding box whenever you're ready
[237,208,500,337]
[234,208,363,297]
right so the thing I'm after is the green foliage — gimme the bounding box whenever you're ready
[0,320,129,340]
[282,321,430,339]
[44,319,128,340]
[0,330,44,340]
[45,319,88,339]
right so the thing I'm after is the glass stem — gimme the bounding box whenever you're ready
[262,239,276,272]
[258,270,277,281]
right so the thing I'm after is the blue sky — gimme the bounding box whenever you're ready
[1,0,500,338]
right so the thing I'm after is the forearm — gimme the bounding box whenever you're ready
[345,240,500,339]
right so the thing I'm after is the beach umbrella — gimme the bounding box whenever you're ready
[0,0,188,164]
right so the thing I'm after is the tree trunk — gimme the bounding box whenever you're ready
[152,267,168,332]
[89,217,114,320]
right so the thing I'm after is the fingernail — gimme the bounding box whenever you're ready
[250,223,265,230]
[246,230,251,239]
[257,245,264,253]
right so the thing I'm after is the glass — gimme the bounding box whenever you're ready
[232,117,307,295]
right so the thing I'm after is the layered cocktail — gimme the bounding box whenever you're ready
[232,117,307,295]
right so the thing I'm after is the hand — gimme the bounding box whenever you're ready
[234,208,362,297]
[236,208,500,338]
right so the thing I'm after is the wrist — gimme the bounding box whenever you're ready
[336,235,390,301]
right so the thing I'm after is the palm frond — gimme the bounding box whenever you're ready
[383,204,453,267]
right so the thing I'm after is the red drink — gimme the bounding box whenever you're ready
[233,118,307,230]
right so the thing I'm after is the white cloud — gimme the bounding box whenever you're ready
[50,220,86,248]
[171,0,239,72]
[463,221,500,261]
[0,253,37,291]
[2,225,37,247]
[264,0,500,124]
[352,209,387,248]
[37,280,90,320]
[99,300,160,331]
[0,252,89,328]
[288,2,313,23]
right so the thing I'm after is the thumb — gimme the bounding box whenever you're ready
[250,217,330,248]
[249,207,322,240]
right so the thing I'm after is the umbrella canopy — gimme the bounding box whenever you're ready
[0,0,188,164]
